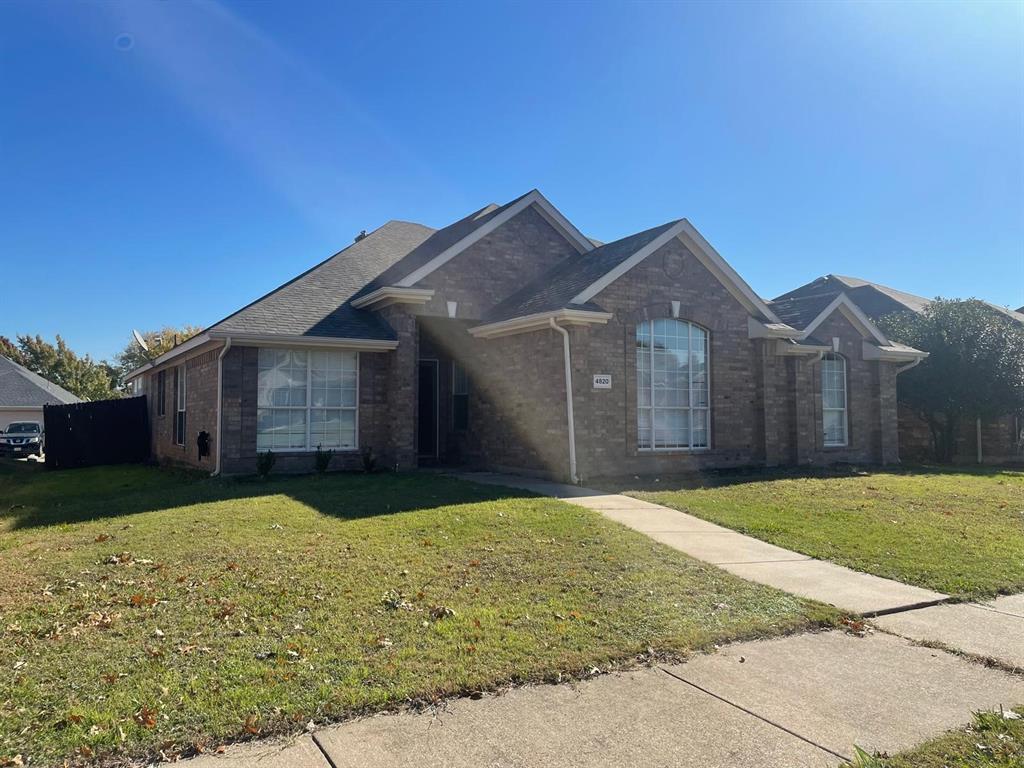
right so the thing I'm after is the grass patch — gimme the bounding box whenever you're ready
[0,461,836,766]
[844,707,1024,767]
[618,466,1024,599]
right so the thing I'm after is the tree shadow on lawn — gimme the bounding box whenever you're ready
[590,461,1022,494]
[0,459,535,532]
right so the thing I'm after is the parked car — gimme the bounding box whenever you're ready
[0,421,44,457]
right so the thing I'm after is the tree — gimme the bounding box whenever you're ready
[112,325,203,390]
[0,336,25,366]
[880,299,1024,462]
[10,334,119,401]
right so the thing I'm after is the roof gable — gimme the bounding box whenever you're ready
[358,190,593,293]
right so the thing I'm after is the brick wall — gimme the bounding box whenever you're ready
[417,205,581,321]
[145,347,220,469]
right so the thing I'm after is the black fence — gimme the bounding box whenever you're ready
[44,396,150,470]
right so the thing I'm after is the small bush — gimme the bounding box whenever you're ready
[314,445,334,474]
[256,450,275,478]
[361,446,377,473]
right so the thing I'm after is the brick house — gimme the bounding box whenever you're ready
[776,274,1024,464]
[126,190,927,480]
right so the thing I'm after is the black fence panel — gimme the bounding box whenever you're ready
[44,396,150,470]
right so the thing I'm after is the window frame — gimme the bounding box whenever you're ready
[156,370,166,418]
[174,364,186,447]
[821,352,849,448]
[451,360,469,432]
[256,348,360,453]
[636,318,711,452]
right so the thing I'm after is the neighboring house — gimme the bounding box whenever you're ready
[775,275,1024,463]
[0,354,82,431]
[126,190,926,480]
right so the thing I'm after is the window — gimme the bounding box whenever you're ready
[257,348,357,451]
[636,319,709,450]
[157,370,166,417]
[174,364,186,446]
[821,353,848,447]
[451,361,469,431]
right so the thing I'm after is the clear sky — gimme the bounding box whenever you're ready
[2,0,1022,361]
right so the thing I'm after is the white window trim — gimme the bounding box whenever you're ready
[256,349,360,453]
[174,364,186,446]
[636,319,711,453]
[822,353,849,448]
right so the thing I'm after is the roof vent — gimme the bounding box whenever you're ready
[354,230,368,242]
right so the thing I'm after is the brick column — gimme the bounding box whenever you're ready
[792,356,817,464]
[878,362,899,464]
[760,340,783,466]
[379,306,419,470]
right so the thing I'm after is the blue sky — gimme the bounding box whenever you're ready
[2,0,1022,362]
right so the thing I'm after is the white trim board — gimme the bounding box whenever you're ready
[569,220,782,324]
[350,286,434,309]
[469,309,613,339]
[799,293,889,345]
[396,190,593,288]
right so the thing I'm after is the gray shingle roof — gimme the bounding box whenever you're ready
[775,274,1024,326]
[0,355,82,407]
[209,220,436,340]
[767,293,839,331]
[483,220,682,322]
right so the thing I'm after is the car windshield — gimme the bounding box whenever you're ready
[6,423,40,434]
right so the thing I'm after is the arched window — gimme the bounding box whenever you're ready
[636,319,709,450]
[821,353,848,447]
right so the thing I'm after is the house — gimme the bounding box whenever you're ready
[0,354,82,431]
[776,275,1024,463]
[126,190,927,480]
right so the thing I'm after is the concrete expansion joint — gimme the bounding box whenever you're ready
[656,665,852,763]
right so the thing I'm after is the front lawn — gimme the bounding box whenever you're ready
[0,461,835,766]
[620,466,1024,599]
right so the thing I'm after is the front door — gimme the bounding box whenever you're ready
[417,360,438,459]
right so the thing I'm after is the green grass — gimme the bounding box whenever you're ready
[618,466,1024,599]
[0,460,836,766]
[845,707,1024,767]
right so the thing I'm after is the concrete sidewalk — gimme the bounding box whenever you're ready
[185,630,1024,768]
[458,472,947,615]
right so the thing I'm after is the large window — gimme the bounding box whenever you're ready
[451,361,469,431]
[257,348,357,451]
[821,353,848,447]
[636,319,709,450]
[174,365,186,446]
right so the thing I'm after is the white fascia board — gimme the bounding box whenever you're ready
[774,339,831,358]
[799,293,889,345]
[748,316,800,339]
[570,220,781,324]
[125,332,213,381]
[349,286,434,309]
[469,309,613,339]
[862,341,929,363]
[212,332,398,352]
[529,193,594,254]
[396,190,592,289]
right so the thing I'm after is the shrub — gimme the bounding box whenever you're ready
[361,446,377,473]
[256,450,275,478]
[314,444,334,474]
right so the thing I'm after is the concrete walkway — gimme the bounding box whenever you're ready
[458,472,948,615]
[186,630,1024,768]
